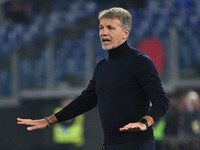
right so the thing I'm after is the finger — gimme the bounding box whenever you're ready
[17,118,31,123]
[27,126,38,131]
[17,118,30,121]
[17,121,33,125]
[120,124,141,131]
[17,120,36,126]
[119,128,125,131]
[120,127,140,132]
[119,126,127,130]
[17,118,26,122]
[27,124,45,131]
[119,128,127,131]
[119,125,130,131]
[17,119,32,125]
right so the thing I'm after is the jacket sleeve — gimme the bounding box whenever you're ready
[135,54,169,122]
[54,75,97,123]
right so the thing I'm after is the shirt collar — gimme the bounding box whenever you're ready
[108,41,130,59]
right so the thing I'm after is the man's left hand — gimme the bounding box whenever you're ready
[119,122,147,132]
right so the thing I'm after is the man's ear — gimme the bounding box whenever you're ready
[123,29,130,39]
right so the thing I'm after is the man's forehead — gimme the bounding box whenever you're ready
[99,18,122,26]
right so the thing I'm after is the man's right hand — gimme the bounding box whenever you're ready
[17,115,57,131]
[17,118,49,131]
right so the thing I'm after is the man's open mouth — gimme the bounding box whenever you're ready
[102,39,111,42]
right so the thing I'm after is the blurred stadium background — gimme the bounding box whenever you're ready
[0,0,200,150]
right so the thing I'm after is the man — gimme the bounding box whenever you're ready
[17,7,169,150]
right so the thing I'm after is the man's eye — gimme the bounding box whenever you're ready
[108,26,114,30]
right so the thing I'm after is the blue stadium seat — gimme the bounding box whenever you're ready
[20,51,47,87]
[0,70,11,97]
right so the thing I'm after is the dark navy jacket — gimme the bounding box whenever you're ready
[55,41,169,144]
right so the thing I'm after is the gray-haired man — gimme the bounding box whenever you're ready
[18,7,169,150]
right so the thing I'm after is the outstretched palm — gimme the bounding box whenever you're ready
[17,118,48,131]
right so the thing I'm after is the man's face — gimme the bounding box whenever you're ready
[99,18,129,50]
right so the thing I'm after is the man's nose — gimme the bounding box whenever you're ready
[100,28,108,35]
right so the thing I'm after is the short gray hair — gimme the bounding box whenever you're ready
[98,7,132,30]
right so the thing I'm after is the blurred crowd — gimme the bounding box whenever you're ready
[0,0,52,24]
[155,90,200,150]
[0,0,31,23]
[0,0,147,24]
